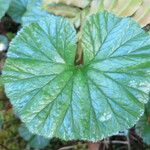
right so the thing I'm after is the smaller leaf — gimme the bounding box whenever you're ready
[0,0,11,19]
[22,0,49,25]
[136,100,150,144]
[7,0,28,23]
[43,2,81,18]
[90,0,104,14]
[19,124,49,149]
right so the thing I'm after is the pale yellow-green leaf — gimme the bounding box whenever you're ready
[90,0,104,14]
[103,0,117,10]
[95,0,149,27]
[43,3,81,18]
[133,0,150,27]
[43,0,91,8]
[110,0,142,16]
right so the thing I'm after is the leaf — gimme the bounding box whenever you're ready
[7,0,28,23]
[90,0,104,14]
[43,2,81,18]
[43,0,91,8]
[91,0,150,27]
[3,12,150,141]
[19,123,49,149]
[133,0,150,27]
[22,0,50,25]
[0,0,11,20]
[103,0,142,16]
[136,100,150,144]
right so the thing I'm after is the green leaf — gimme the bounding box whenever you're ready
[19,123,49,149]
[22,0,50,25]
[3,12,150,141]
[136,100,150,144]
[7,0,28,23]
[0,0,11,20]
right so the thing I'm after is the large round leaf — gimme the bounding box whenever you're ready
[8,0,28,23]
[3,12,150,141]
[0,0,11,19]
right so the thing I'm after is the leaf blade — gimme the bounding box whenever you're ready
[3,12,150,141]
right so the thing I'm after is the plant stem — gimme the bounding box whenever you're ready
[74,12,84,66]
[74,38,83,65]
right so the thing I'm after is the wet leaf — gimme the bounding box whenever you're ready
[8,0,28,23]
[3,12,150,141]
[19,124,49,149]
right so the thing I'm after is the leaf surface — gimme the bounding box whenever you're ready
[22,0,50,25]
[8,0,28,23]
[3,12,150,141]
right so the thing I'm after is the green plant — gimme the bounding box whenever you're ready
[1,0,150,149]
[2,11,150,142]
